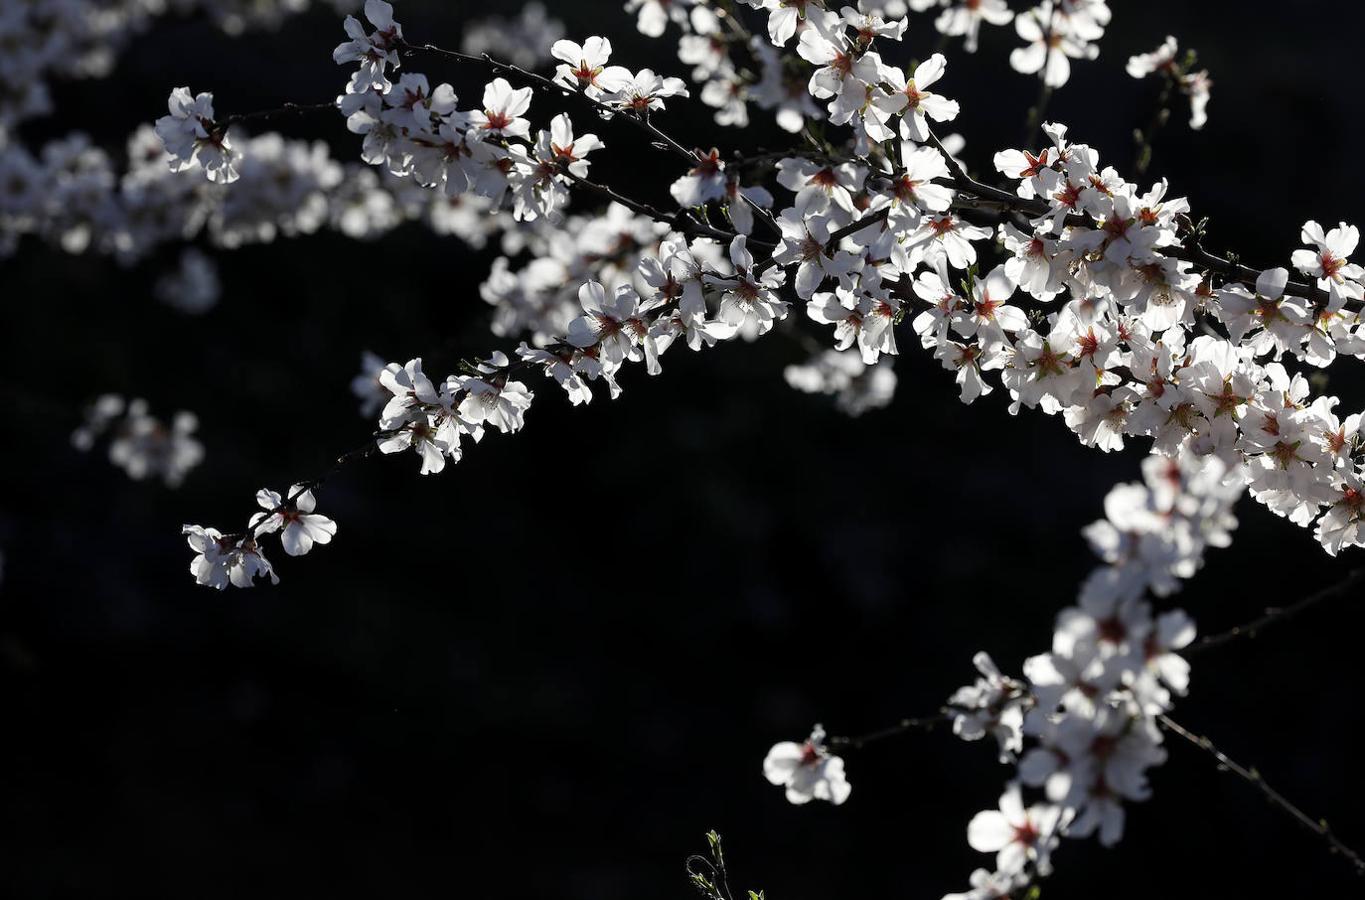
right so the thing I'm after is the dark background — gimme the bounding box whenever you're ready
[3,1,1364,897]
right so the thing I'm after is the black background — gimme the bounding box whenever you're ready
[3,1,1365,897]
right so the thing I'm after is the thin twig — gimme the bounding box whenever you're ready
[1159,714,1365,878]
[1187,569,1365,654]
[399,39,699,165]
[753,206,889,275]
[399,40,783,238]
[827,710,951,751]
[220,101,337,129]
[559,167,749,244]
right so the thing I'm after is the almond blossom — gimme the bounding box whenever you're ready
[332,0,403,94]
[880,53,960,142]
[967,783,1064,875]
[1292,220,1365,300]
[604,69,690,112]
[469,78,533,141]
[250,486,338,557]
[550,36,633,97]
[154,87,239,184]
[708,235,790,337]
[763,725,851,805]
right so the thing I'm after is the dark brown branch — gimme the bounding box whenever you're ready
[398,40,782,236]
[398,40,700,164]
[558,168,752,245]
[219,101,337,129]
[754,206,890,276]
[1187,569,1365,654]
[826,711,951,751]
[1159,714,1365,878]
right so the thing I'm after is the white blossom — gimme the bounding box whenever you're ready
[763,725,851,805]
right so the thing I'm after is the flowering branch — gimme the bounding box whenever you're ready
[1159,714,1365,877]
[396,39,691,154]
[393,38,783,234]
[825,568,1365,759]
[923,131,1335,308]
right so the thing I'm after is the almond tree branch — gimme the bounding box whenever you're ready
[397,39,782,236]
[214,13,1346,315]
[558,167,756,245]
[209,45,1338,312]
[1186,569,1365,654]
[1159,714,1365,878]
[219,101,338,129]
[396,40,702,163]
[826,710,952,751]
[826,571,1365,752]
[753,206,889,275]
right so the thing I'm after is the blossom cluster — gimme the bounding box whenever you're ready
[624,0,1110,134]
[943,450,1239,895]
[180,3,1364,581]
[183,485,336,589]
[71,394,204,488]
[0,123,507,265]
[0,0,581,290]
[765,447,1244,897]
[905,123,1365,555]
[326,0,693,226]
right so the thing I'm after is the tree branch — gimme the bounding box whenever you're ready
[398,40,783,240]
[1159,714,1365,878]
[1187,569,1365,654]
[559,167,754,245]
[826,710,951,751]
[220,101,337,129]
